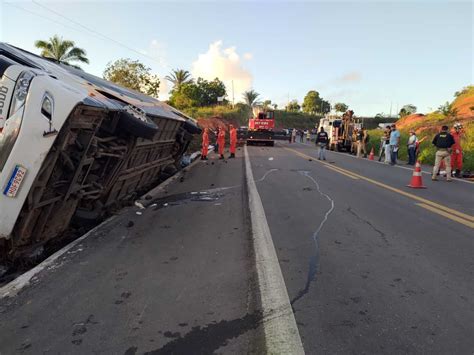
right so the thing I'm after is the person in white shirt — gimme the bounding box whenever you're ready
[407,130,418,165]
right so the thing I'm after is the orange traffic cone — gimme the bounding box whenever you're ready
[407,161,426,189]
[369,147,374,160]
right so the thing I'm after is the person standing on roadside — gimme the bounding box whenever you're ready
[356,129,364,158]
[389,124,400,165]
[315,127,329,160]
[450,123,464,177]
[362,128,369,158]
[351,129,358,155]
[291,128,297,143]
[432,125,455,181]
[201,128,209,160]
[378,126,390,162]
[217,127,226,160]
[407,130,418,165]
[229,124,237,159]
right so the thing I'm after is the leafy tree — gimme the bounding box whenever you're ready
[262,100,272,108]
[399,104,417,118]
[196,77,227,106]
[302,90,321,114]
[165,69,192,89]
[103,58,160,98]
[272,103,278,110]
[168,82,201,109]
[168,77,227,109]
[35,35,88,69]
[243,90,260,107]
[286,100,300,112]
[438,102,458,117]
[334,102,349,113]
[321,100,331,114]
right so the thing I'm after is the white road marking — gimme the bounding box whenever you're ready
[294,141,474,185]
[244,145,305,354]
[255,168,279,183]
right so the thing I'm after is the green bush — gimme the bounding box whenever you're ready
[274,110,320,130]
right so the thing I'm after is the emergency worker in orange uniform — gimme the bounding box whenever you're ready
[229,125,237,158]
[450,122,463,177]
[217,127,226,159]
[201,128,209,160]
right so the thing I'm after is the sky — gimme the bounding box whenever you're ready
[0,0,472,116]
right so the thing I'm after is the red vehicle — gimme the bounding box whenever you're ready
[247,108,275,146]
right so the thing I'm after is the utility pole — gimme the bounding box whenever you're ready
[389,101,392,118]
[232,80,235,108]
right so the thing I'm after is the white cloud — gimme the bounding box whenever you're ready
[141,39,168,70]
[339,72,361,82]
[191,40,253,103]
[158,76,170,100]
[243,52,253,60]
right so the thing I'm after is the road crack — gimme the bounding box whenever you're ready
[290,171,335,308]
[346,207,390,245]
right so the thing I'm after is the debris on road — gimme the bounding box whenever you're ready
[134,201,145,209]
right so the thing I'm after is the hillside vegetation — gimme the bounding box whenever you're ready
[368,86,474,171]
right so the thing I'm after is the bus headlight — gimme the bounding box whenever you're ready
[9,70,36,117]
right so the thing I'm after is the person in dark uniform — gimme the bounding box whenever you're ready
[432,125,455,181]
[315,127,329,160]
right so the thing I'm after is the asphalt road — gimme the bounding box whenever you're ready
[0,149,265,354]
[250,142,473,354]
[0,142,473,354]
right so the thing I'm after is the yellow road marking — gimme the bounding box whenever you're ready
[325,165,359,180]
[284,146,474,226]
[416,203,474,229]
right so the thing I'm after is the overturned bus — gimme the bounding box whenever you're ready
[0,43,201,266]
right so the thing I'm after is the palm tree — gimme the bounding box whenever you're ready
[34,35,89,69]
[243,89,260,107]
[165,69,192,89]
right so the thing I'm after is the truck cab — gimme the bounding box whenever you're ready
[247,108,275,146]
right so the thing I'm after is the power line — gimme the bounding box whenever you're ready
[31,0,167,67]
[6,1,167,68]
[4,2,92,36]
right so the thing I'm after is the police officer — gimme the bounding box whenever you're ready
[432,125,455,182]
[315,127,329,160]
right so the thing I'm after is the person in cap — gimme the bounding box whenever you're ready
[432,125,455,181]
[450,122,464,177]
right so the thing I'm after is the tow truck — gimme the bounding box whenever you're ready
[0,43,201,266]
[247,107,275,146]
[318,110,361,151]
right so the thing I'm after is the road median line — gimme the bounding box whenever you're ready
[284,146,474,228]
[325,165,359,180]
[416,203,474,229]
[244,145,305,354]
